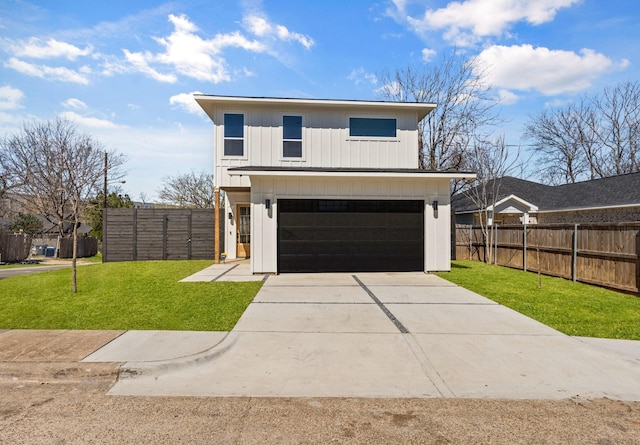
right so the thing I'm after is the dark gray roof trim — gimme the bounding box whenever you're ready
[194,94,435,107]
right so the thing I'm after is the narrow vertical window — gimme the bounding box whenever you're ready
[283,115,302,158]
[224,113,244,156]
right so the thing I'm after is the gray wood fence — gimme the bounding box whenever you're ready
[103,208,219,262]
[0,233,32,262]
[455,223,640,295]
[59,237,99,259]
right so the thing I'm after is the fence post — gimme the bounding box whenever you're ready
[573,223,579,282]
[162,214,168,260]
[133,208,138,261]
[469,225,472,260]
[494,224,498,265]
[187,211,193,260]
[523,223,527,272]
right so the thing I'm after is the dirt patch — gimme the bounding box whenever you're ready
[1,373,639,445]
[0,330,123,362]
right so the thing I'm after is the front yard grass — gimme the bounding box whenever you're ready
[0,260,262,331]
[437,260,640,340]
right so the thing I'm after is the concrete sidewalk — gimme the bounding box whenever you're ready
[106,271,640,400]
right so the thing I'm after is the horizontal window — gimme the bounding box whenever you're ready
[224,113,244,156]
[349,117,397,138]
[283,115,302,158]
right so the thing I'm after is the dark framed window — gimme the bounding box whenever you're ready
[349,117,397,137]
[224,113,244,156]
[283,115,302,158]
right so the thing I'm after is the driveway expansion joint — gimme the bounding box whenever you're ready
[352,275,409,334]
[212,264,239,281]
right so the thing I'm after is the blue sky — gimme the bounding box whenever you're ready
[1,0,638,201]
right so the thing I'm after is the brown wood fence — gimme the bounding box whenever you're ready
[455,223,640,295]
[59,237,99,259]
[0,233,32,262]
[103,208,219,262]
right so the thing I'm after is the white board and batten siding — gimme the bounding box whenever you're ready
[214,105,421,188]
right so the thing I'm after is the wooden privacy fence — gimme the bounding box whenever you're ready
[0,233,32,262]
[455,223,640,294]
[58,236,99,259]
[103,208,218,262]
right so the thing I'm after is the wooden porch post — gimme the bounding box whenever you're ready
[214,187,220,264]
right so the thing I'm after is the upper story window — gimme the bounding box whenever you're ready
[349,117,397,138]
[283,115,302,158]
[224,113,244,156]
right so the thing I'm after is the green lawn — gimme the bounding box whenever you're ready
[437,260,640,340]
[0,260,262,331]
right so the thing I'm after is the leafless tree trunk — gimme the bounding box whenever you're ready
[460,136,522,264]
[378,52,502,184]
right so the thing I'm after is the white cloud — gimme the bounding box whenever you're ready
[375,81,402,98]
[124,14,267,83]
[62,98,87,110]
[243,14,314,49]
[421,48,436,62]
[399,0,580,46]
[544,98,573,108]
[497,88,519,105]
[0,85,24,110]
[123,49,177,83]
[169,92,205,115]
[58,111,123,129]
[347,68,378,86]
[8,37,93,60]
[476,44,627,95]
[5,57,90,84]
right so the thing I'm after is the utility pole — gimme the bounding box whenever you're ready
[214,187,220,264]
[103,151,108,209]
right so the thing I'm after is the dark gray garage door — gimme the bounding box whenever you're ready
[277,199,424,273]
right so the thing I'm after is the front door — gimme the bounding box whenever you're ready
[236,204,251,258]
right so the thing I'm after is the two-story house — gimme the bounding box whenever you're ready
[194,95,473,274]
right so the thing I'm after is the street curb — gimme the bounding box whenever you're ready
[117,332,237,379]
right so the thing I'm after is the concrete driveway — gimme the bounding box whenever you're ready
[105,270,640,400]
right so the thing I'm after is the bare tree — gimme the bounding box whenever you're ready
[525,81,640,183]
[0,118,125,292]
[378,51,502,176]
[157,171,215,208]
[590,81,640,175]
[524,101,592,184]
[461,136,522,264]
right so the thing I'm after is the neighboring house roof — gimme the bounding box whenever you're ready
[453,172,640,213]
[487,194,538,212]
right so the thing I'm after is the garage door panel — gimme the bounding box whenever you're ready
[278,199,424,273]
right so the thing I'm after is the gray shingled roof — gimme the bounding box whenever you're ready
[453,172,640,213]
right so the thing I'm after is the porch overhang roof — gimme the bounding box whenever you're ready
[227,166,476,180]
